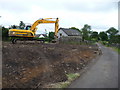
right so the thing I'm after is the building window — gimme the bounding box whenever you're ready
[60,33,62,37]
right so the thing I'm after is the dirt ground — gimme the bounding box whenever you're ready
[2,42,101,88]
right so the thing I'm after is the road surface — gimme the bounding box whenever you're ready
[68,43,118,88]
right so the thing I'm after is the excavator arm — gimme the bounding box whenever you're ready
[30,18,59,36]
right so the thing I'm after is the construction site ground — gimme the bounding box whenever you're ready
[2,42,101,88]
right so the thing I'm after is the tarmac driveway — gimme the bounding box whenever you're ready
[68,43,118,88]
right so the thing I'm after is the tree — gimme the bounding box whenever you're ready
[2,26,9,40]
[81,24,91,41]
[19,21,25,29]
[70,27,81,33]
[114,35,120,44]
[106,27,119,36]
[90,31,99,41]
[49,32,55,40]
[0,26,2,40]
[109,35,120,44]
[106,27,119,43]
[10,25,17,29]
[99,31,108,41]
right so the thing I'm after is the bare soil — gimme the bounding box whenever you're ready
[2,42,100,88]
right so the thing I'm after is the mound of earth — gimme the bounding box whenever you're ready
[2,42,101,88]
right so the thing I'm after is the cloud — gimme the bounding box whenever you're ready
[0,0,31,14]
[0,0,118,34]
[62,2,117,13]
[0,0,118,14]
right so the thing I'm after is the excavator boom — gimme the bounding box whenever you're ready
[30,18,59,36]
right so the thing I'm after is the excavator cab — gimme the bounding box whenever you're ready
[25,25,31,30]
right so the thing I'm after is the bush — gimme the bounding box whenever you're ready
[102,41,108,45]
[2,27,9,41]
[49,32,55,40]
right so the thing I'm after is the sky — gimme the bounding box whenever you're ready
[0,0,119,34]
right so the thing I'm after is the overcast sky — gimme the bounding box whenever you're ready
[0,0,119,34]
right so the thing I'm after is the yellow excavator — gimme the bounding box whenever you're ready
[9,18,59,44]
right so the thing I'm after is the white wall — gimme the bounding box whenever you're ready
[57,29,68,38]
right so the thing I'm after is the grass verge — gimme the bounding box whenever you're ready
[104,44,120,54]
[110,47,120,54]
[46,73,80,88]
[99,41,120,54]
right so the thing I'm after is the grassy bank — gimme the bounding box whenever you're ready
[99,41,120,54]
[46,73,80,88]
[110,47,120,54]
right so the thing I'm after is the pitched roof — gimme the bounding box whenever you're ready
[59,28,81,36]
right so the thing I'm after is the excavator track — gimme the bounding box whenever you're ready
[11,38,45,44]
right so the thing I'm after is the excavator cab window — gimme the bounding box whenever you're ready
[25,25,31,30]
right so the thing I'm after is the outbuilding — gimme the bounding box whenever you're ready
[57,28,82,39]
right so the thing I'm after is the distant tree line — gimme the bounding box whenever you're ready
[1,21,120,44]
[1,21,25,41]
[9,21,25,29]
[1,26,9,41]
[70,24,120,45]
